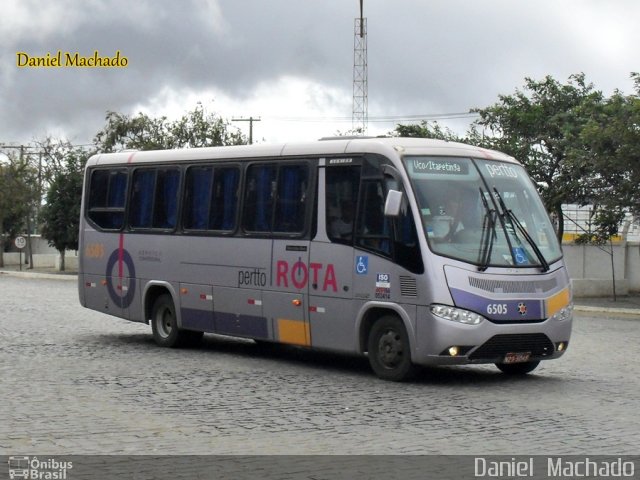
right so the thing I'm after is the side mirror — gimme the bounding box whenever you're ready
[384,189,403,217]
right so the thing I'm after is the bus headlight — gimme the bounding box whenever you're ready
[550,304,574,322]
[430,304,485,325]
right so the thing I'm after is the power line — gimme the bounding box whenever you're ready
[261,112,479,123]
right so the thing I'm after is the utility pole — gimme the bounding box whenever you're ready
[232,117,261,145]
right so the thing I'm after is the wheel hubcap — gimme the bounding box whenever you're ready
[157,308,173,338]
[378,330,403,367]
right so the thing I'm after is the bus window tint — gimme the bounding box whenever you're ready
[243,165,277,232]
[130,168,180,230]
[153,169,180,229]
[356,180,391,255]
[326,166,360,244]
[130,170,156,229]
[274,164,308,233]
[184,166,213,230]
[210,167,239,231]
[87,169,128,230]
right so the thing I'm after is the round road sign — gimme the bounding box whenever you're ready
[14,236,26,249]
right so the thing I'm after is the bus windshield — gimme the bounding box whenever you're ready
[404,156,562,269]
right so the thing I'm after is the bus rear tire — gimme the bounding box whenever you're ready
[495,360,540,375]
[367,315,417,381]
[151,293,202,348]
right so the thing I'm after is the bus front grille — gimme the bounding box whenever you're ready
[469,333,554,361]
[468,277,557,294]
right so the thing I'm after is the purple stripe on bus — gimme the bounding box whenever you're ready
[449,287,545,321]
[214,312,269,339]
[180,308,215,332]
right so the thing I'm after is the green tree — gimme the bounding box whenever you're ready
[393,121,463,142]
[94,103,247,151]
[39,149,87,271]
[572,72,640,241]
[0,152,34,267]
[470,73,604,240]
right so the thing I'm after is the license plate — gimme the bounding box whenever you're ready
[504,352,531,364]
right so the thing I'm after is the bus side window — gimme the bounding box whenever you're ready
[273,164,308,233]
[210,167,240,231]
[394,203,424,274]
[184,166,240,232]
[130,168,180,230]
[184,166,213,230]
[87,169,128,230]
[243,164,277,232]
[153,169,180,229]
[326,166,361,244]
[130,170,156,229]
[356,180,392,255]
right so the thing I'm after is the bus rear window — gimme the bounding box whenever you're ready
[87,169,128,230]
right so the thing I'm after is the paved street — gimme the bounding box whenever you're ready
[1,274,639,455]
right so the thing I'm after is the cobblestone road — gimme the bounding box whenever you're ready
[1,275,639,455]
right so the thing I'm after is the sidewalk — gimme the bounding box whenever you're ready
[1,266,639,316]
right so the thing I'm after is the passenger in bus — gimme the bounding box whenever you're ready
[330,200,355,241]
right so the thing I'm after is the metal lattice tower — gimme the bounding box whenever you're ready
[352,2,368,134]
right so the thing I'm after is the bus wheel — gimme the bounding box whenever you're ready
[151,293,197,348]
[495,360,540,375]
[367,315,417,381]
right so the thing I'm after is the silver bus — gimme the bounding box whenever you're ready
[78,137,573,381]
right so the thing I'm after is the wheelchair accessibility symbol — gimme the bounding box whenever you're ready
[355,255,369,275]
[512,247,528,265]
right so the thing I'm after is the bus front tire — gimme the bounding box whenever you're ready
[151,293,202,348]
[367,315,417,381]
[495,360,540,375]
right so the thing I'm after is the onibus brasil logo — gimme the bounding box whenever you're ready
[8,457,73,479]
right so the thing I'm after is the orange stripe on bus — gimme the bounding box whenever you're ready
[277,319,311,346]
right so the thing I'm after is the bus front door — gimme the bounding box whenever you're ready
[307,242,356,353]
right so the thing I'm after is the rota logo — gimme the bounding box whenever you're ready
[518,302,527,315]
[276,260,337,292]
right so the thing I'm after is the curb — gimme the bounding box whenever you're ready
[0,270,78,282]
[573,304,640,317]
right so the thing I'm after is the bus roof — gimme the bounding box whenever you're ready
[86,137,518,167]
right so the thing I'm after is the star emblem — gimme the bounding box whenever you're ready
[518,303,527,315]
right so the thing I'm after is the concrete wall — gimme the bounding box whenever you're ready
[2,251,78,271]
[3,235,59,254]
[562,241,640,297]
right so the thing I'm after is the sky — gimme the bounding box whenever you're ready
[1,0,639,148]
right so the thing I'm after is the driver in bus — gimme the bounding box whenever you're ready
[430,188,479,242]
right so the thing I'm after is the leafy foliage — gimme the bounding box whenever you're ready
[394,121,463,142]
[0,152,37,266]
[393,73,640,242]
[94,103,247,151]
[39,149,86,270]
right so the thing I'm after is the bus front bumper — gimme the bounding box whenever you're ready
[412,306,573,366]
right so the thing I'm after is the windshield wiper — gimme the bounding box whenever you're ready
[477,187,497,272]
[492,187,550,272]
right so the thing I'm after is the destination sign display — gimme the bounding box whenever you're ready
[410,158,470,175]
